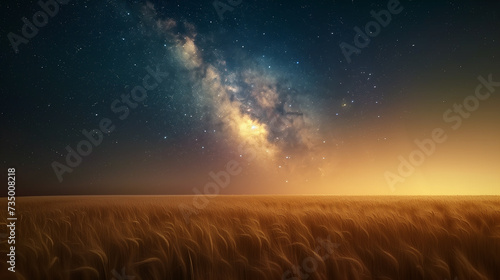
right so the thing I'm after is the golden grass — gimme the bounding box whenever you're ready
[1,196,499,280]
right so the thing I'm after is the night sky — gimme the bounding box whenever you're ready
[1,0,499,196]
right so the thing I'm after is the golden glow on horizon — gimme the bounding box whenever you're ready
[138,4,500,196]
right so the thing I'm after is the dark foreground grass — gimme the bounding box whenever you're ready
[1,196,499,280]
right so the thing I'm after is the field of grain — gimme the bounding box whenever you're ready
[1,196,499,280]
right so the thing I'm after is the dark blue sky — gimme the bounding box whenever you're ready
[1,0,499,195]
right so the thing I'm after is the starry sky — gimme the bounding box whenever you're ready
[1,0,499,196]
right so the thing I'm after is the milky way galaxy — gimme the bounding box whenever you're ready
[140,2,337,184]
[1,0,499,195]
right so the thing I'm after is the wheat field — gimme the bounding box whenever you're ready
[1,196,499,280]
